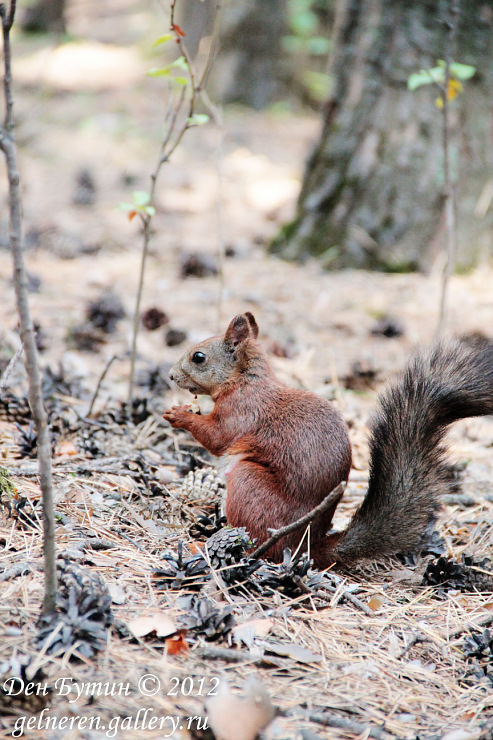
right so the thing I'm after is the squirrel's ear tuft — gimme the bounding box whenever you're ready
[244,312,259,339]
[224,314,252,348]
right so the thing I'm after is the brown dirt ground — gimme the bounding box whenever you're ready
[1,4,493,739]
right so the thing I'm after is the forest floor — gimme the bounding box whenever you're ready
[1,11,493,740]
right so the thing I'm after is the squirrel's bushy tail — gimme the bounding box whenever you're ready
[332,338,493,563]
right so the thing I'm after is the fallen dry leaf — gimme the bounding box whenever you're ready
[367,594,385,611]
[440,731,481,740]
[257,640,322,664]
[155,467,177,484]
[187,541,205,554]
[232,619,274,648]
[127,612,178,639]
[206,677,274,740]
[55,440,79,456]
[165,633,189,655]
[107,582,126,605]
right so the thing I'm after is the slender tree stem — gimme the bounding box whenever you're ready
[0,0,57,614]
[127,0,223,407]
[437,0,459,336]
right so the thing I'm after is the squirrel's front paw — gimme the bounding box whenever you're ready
[163,404,193,429]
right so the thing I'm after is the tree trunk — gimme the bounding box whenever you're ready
[21,0,66,33]
[176,0,216,59]
[272,0,493,272]
[213,0,287,109]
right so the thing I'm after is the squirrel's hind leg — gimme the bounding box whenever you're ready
[226,461,317,562]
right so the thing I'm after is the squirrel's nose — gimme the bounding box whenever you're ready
[169,368,175,381]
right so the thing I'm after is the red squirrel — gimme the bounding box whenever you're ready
[164,313,493,568]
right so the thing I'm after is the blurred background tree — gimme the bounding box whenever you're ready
[13,0,493,272]
[271,0,493,272]
[21,0,66,33]
[176,0,333,109]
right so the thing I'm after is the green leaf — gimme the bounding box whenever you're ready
[450,62,475,80]
[307,36,331,55]
[144,206,156,216]
[303,70,330,102]
[289,10,317,37]
[187,113,209,126]
[132,191,151,207]
[427,66,446,84]
[408,72,429,90]
[174,76,189,86]
[146,67,171,77]
[407,67,444,90]
[119,202,135,211]
[171,56,188,70]
[153,34,173,48]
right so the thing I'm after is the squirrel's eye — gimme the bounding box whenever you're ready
[192,351,206,364]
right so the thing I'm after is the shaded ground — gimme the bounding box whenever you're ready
[1,5,493,739]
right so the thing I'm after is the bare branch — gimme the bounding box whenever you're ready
[0,343,23,391]
[127,0,223,407]
[437,0,459,336]
[250,482,346,561]
[88,354,118,417]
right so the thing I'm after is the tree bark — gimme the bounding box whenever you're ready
[21,0,66,33]
[213,0,287,109]
[272,0,493,272]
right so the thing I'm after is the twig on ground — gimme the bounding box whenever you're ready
[0,344,23,391]
[396,632,431,660]
[250,482,346,561]
[293,574,374,617]
[397,614,493,660]
[0,561,38,582]
[443,492,493,505]
[88,354,118,417]
[449,613,493,640]
[116,529,156,557]
[294,709,390,740]
[195,645,276,665]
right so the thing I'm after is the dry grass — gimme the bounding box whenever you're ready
[1,405,492,739]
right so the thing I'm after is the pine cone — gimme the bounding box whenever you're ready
[463,628,493,660]
[460,556,493,592]
[180,467,225,504]
[255,549,311,597]
[178,595,235,641]
[423,555,493,593]
[15,422,38,458]
[462,629,493,687]
[205,528,253,568]
[36,560,113,659]
[153,541,210,591]
[204,528,259,586]
[189,504,227,540]
[0,392,32,423]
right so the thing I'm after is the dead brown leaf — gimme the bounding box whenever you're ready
[257,640,322,664]
[127,612,178,639]
[206,677,274,740]
[165,633,189,655]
